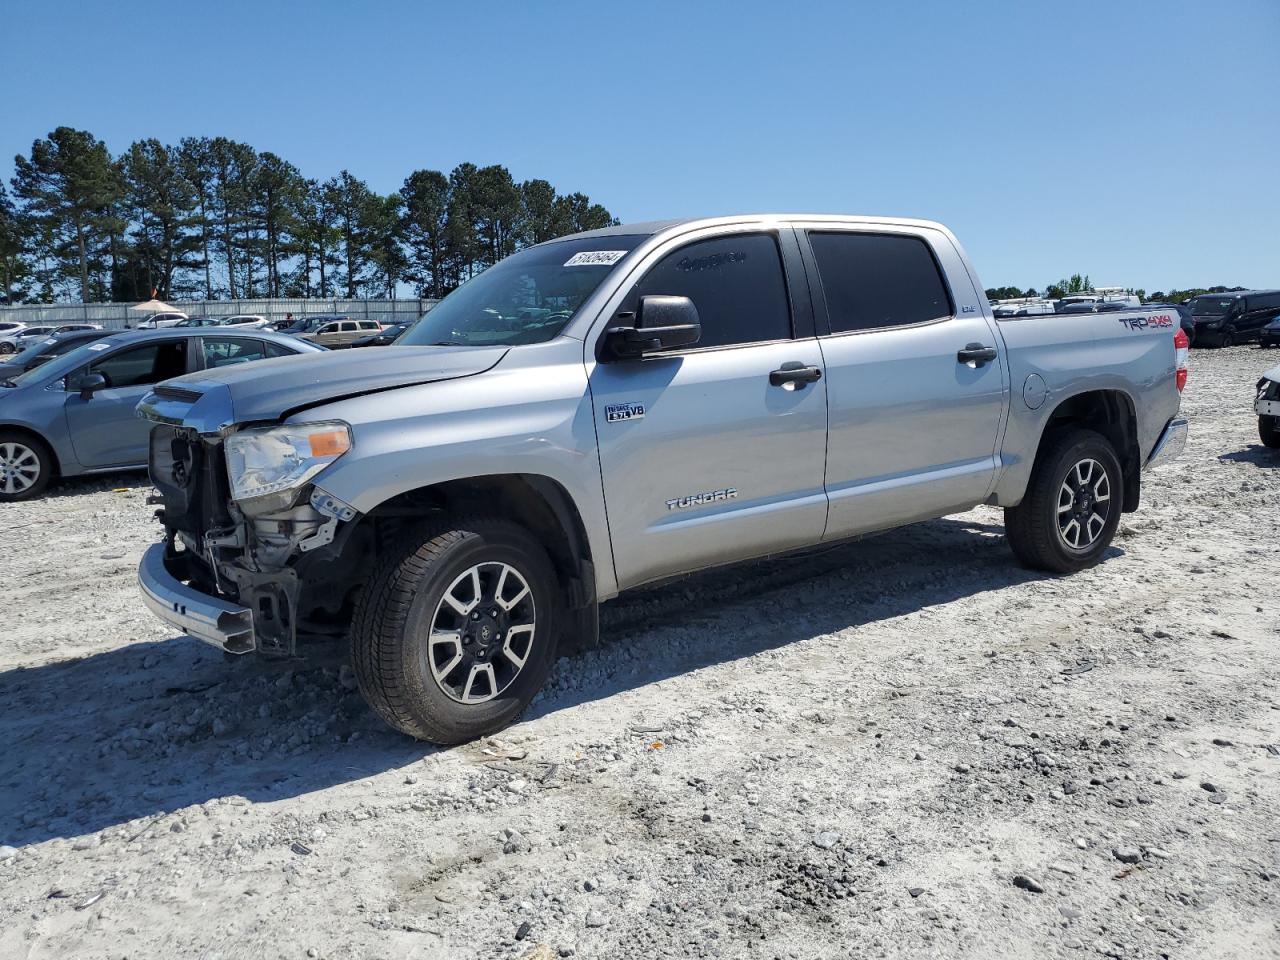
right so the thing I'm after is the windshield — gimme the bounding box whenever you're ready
[1189,297,1236,316]
[8,337,62,366]
[399,235,646,348]
[8,339,118,387]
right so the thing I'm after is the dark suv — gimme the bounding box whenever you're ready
[1260,314,1280,349]
[1187,290,1280,347]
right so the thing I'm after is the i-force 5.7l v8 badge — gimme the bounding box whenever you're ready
[605,402,645,423]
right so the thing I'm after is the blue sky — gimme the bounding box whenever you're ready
[3,0,1277,292]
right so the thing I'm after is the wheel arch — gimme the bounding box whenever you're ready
[324,472,598,614]
[1035,389,1140,512]
[0,423,62,478]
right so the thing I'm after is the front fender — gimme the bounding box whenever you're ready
[304,340,619,598]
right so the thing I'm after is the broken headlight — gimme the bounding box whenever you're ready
[224,421,352,501]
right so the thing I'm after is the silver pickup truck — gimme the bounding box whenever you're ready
[137,215,1188,744]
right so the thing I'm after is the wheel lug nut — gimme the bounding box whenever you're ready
[471,612,480,620]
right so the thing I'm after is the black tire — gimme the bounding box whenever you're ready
[0,431,54,501]
[1220,329,1235,348]
[351,516,561,744]
[0,342,15,356]
[1004,428,1123,574]
[1260,416,1280,449]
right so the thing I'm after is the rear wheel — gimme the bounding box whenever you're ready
[0,432,53,502]
[1260,416,1280,449]
[1005,428,1123,573]
[0,342,15,356]
[351,517,561,744]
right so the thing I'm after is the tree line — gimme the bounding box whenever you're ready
[987,273,1249,305]
[0,127,617,304]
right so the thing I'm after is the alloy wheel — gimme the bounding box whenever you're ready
[0,441,41,495]
[425,561,537,704]
[1056,458,1111,551]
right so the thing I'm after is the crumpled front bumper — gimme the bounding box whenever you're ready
[1144,417,1188,470]
[138,543,256,654]
[1256,378,1280,418]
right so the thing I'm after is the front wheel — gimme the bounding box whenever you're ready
[351,517,561,744]
[1260,416,1280,449]
[1220,329,1235,348]
[0,432,53,501]
[1005,428,1123,573]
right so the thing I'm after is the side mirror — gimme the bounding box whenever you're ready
[604,295,701,359]
[71,372,107,400]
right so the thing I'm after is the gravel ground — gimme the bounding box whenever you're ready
[1,346,1277,960]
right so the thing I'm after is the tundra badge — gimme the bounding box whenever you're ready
[666,488,738,511]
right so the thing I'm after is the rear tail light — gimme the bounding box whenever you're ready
[1174,327,1189,392]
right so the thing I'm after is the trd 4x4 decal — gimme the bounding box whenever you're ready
[1118,314,1174,331]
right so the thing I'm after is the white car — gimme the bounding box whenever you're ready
[134,312,189,329]
[0,325,54,355]
[0,323,104,354]
[216,314,270,329]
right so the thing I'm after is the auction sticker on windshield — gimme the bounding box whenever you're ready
[564,250,628,267]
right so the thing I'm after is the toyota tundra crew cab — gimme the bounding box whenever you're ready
[136,215,1189,744]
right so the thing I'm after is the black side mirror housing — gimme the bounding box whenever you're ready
[605,295,701,359]
[71,372,107,400]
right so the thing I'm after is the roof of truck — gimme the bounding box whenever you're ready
[555,214,952,243]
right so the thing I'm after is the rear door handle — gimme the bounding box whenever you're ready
[957,343,998,366]
[769,364,823,388]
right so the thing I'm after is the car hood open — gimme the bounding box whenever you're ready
[138,345,509,433]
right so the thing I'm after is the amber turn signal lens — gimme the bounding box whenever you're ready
[308,430,351,457]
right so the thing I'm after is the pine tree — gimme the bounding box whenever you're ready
[11,127,121,301]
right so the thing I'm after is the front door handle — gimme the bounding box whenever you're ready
[769,364,823,388]
[957,343,998,366]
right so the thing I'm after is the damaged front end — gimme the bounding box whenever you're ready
[143,419,363,658]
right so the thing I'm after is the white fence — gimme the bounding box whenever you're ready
[0,298,439,331]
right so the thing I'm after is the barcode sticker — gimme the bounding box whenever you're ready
[564,250,628,267]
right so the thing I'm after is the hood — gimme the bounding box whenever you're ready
[138,344,508,433]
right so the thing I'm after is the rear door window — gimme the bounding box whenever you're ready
[808,232,953,333]
[625,233,792,350]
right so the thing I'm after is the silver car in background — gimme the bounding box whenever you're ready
[0,328,323,500]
